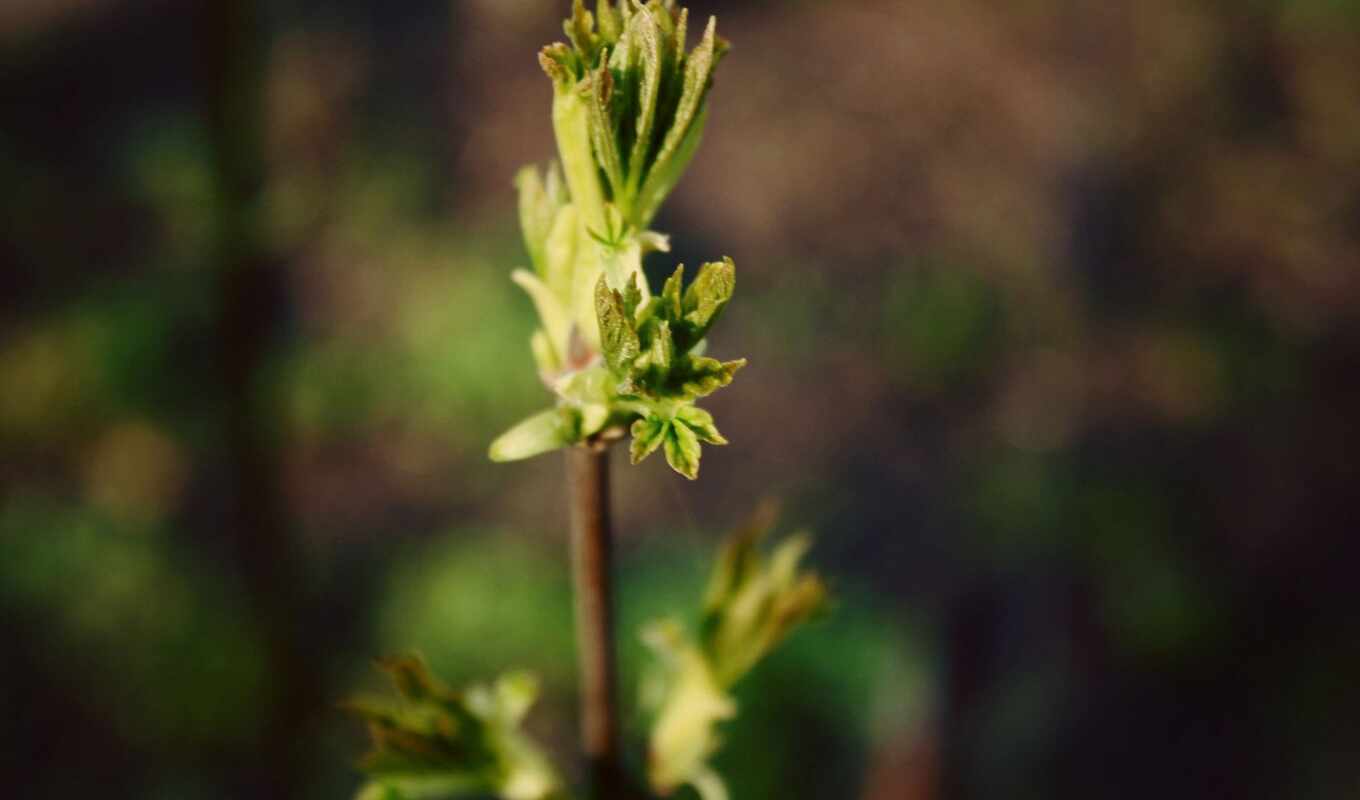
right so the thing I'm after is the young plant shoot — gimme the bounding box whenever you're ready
[351,5,825,800]
[488,0,743,480]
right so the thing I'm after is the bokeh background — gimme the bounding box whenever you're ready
[3,1,1359,798]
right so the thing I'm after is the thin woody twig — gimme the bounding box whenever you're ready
[566,444,625,799]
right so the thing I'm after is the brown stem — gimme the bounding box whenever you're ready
[566,444,624,799]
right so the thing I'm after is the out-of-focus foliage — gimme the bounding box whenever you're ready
[0,494,267,748]
[347,657,563,800]
[642,505,826,798]
[374,533,576,690]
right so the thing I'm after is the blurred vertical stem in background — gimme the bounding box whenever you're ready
[565,445,623,799]
[200,1,317,797]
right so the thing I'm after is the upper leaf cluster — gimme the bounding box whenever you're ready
[540,1,728,230]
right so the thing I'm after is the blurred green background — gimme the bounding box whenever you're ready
[2,1,1359,798]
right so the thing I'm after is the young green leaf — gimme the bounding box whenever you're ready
[676,404,727,445]
[629,318,675,397]
[515,165,552,275]
[621,271,644,317]
[488,408,576,462]
[659,263,684,322]
[564,0,600,65]
[552,79,608,236]
[663,414,702,479]
[676,356,745,399]
[671,6,689,62]
[596,0,623,42]
[635,102,707,226]
[595,274,640,375]
[630,414,667,464]
[624,7,664,201]
[584,62,626,196]
[538,43,575,90]
[530,330,560,378]
[681,257,735,342]
[512,269,573,366]
[635,16,722,225]
[542,202,579,302]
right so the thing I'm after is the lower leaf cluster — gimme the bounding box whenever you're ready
[641,505,828,797]
[348,508,827,800]
[347,657,563,800]
[491,258,744,481]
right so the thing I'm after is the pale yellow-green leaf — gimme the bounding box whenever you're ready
[551,86,608,236]
[530,330,560,378]
[489,408,574,462]
[642,621,736,794]
[512,269,573,366]
[690,766,730,800]
[579,403,609,436]
[515,165,549,274]
[543,202,580,302]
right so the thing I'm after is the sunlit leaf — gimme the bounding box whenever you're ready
[488,408,575,462]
